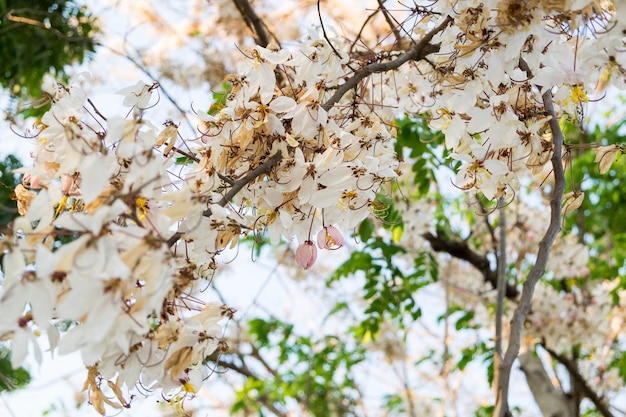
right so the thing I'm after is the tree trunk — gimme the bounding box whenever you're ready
[519,351,576,417]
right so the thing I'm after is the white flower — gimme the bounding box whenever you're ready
[117,81,157,108]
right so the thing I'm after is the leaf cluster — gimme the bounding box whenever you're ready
[0,154,21,227]
[564,118,626,291]
[232,318,365,416]
[329,217,438,340]
[394,116,446,196]
[0,1,97,112]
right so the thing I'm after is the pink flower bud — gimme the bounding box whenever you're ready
[61,174,81,196]
[23,173,44,189]
[296,240,317,269]
[316,225,344,250]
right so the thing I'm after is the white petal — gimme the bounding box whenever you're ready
[270,96,297,113]
[80,154,117,204]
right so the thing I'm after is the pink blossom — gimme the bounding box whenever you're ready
[23,173,44,189]
[61,174,81,196]
[296,240,317,269]
[317,225,344,250]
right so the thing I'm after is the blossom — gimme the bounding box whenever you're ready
[296,240,317,269]
[116,81,157,108]
[317,225,344,250]
[452,146,510,200]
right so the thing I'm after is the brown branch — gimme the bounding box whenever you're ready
[167,151,283,247]
[321,15,453,112]
[493,59,567,417]
[377,0,402,45]
[213,356,288,417]
[231,0,273,48]
[423,231,518,298]
[249,343,279,378]
[543,344,614,417]
[493,202,507,401]
[5,9,92,42]
[518,351,575,416]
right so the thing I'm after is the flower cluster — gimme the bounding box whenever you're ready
[2,83,231,412]
[384,0,626,200]
[185,36,399,260]
[2,30,400,413]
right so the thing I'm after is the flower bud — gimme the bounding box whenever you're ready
[296,240,317,269]
[317,225,344,250]
[23,173,44,189]
[61,173,81,196]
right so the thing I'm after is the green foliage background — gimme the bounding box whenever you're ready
[0,0,97,115]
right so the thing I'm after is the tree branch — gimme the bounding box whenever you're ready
[543,345,615,417]
[167,151,283,247]
[231,0,273,48]
[377,0,402,45]
[423,231,518,298]
[214,357,288,417]
[493,59,567,417]
[493,202,507,400]
[321,15,453,112]
[518,351,575,417]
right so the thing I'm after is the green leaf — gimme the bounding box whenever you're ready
[0,346,31,391]
[357,217,374,242]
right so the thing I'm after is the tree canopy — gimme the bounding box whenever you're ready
[2,1,626,416]
[0,0,97,114]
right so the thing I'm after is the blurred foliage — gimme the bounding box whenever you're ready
[0,155,28,394]
[0,154,21,227]
[0,346,30,391]
[563,118,626,290]
[0,0,98,115]
[329,233,437,339]
[231,317,365,416]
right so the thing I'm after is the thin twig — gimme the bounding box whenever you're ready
[5,9,93,42]
[349,9,379,54]
[321,15,453,112]
[167,151,283,247]
[493,59,567,417]
[317,0,342,59]
[87,98,107,122]
[495,201,508,355]
[213,356,288,417]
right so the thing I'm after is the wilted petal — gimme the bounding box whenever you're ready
[594,145,620,175]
